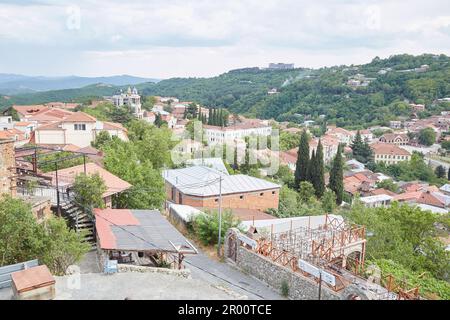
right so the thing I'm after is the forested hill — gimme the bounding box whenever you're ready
[2,54,450,128]
[143,54,450,127]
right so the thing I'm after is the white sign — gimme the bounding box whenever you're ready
[321,270,336,287]
[298,259,336,287]
[298,259,320,278]
[238,234,257,249]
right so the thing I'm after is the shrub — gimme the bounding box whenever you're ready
[192,209,241,246]
[281,280,290,297]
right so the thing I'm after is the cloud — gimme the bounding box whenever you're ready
[0,0,450,78]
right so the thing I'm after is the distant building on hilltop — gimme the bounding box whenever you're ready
[111,87,143,119]
[268,63,294,70]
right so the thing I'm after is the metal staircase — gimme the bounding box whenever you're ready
[59,201,96,248]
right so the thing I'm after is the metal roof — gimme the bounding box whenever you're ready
[162,166,280,197]
[95,209,197,253]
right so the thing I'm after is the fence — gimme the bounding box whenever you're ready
[0,260,39,289]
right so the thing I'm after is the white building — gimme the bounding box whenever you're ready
[203,122,272,145]
[32,112,128,148]
[360,195,393,208]
[111,87,143,119]
[0,116,13,130]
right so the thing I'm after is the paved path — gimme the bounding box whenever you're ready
[184,251,283,300]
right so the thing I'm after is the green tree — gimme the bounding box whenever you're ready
[0,195,89,275]
[435,165,446,179]
[313,140,325,198]
[40,218,91,275]
[307,149,316,183]
[294,130,310,189]
[72,173,107,210]
[418,128,437,146]
[103,139,166,209]
[92,131,112,149]
[192,209,241,246]
[329,145,344,205]
[298,181,315,203]
[322,190,337,213]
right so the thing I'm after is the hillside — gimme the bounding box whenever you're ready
[0,74,158,95]
[2,54,450,128]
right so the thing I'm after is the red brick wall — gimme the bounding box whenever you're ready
[165,183,279,211]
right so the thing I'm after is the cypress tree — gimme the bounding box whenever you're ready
[435,165,446,179]
[211,109,217,126]
[329,145,344,205]
[208,108,212,125]
[314,140,325,198]
[214,109,220,126]
[220,109,224,127]
[307,149,316,184]
[294,130,310,190]
[448,167,450,181]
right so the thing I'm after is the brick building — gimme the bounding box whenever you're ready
[162,166,280,211]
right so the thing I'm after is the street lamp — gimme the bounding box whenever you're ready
[217,175,223,257]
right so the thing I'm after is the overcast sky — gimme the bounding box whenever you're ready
[1,0,450,79]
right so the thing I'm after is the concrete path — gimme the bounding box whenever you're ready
[55,272,241,300]
[184,251,283,300]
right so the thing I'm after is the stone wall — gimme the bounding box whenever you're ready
[117,264,191,279]
[0,140,16,197]
[235,247,340,300]
[225,228,340,300]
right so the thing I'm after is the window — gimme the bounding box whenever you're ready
[272,191,276,195]
[215,199,219,203]
[74,123,86,131]
[240,195,244,200]
[260,193,264,196]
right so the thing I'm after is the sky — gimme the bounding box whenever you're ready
[0,0,450,79]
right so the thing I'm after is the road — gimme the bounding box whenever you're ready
[184,251,283,300]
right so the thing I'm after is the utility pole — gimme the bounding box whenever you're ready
[318,270,322,300]
[55,162,61,217]
[217,175,223,257]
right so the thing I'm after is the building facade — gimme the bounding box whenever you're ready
[371,143,411,165]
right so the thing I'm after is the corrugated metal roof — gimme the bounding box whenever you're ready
[162,166,280,197]
[96,209,196,253]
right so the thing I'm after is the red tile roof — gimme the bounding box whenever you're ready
[44,162,131,197]
[371,143,411,156]
[63,112,97,122]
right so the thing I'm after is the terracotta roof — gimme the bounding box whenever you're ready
[371,143,411,156]
[393,191,445,208]
[14,121,34,126]
[279,151,297,165]
[102,121,127,131]
[63,112,97,122]
[12,105,49,116]
[11,265,55,293]
[45,162,132,197]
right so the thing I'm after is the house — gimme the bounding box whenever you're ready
[94,208,197,267]
[410,103,426,112]
[393,190,445,208]
[162,166,280,211]
[353,129,373,142]
[439,184,450,196]
[172,139,203,154]
[326,127,354,145]
[379,133,409,146]
[371,143,411,165]
[32,112,128,148]
[0,116,13,130]
[203,121,272,145]
[0,128,29,147]
[389,121,403,129]
[309,136,340,163]
[13,121,37,139]
[346,159,365,172]
[360,194,393,208]
[44,162,132,208]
